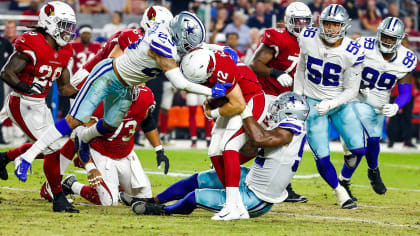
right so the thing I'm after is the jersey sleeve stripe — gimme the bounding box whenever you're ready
[356,56,364,61]
[151,41,172,54]
[278,122,302,135]
[150,44,172,58]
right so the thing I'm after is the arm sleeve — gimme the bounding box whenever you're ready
[394,83,412,108]
[334,63,362,106]
[140,113,157,133]
[293,53,305,95]
[165,67,212,96]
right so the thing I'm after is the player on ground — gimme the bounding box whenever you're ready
[293,4,366,209]
[181,48,265,220]
[338,17,417,198]
[0,1,79,212]
[249,1,312,203]
[130,92,309,219]
[14,11,230,182]
[58,86,161,206]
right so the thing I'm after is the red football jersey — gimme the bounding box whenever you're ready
[258,28,300,96]
[90,86,155,159]
[205,51,262,102]
[82,28,144,73]
[71,41,101,74]
[14,32,73,98]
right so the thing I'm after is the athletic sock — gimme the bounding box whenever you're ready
[80,185,102,205]
[159,112,169,134]
[43,151,62,194]
[157,173,199,204]
[6,143,33,161]
[188,106,197,138]
[315,156,339,189]
[366,137,380,169]
[210,155,225,187]
[164,191,197,215]
[204,117,213,138]
[222,150,240,187]
[80,119,110,143]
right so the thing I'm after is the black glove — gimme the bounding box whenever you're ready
[29,82,44,95]
[156,149,169,175]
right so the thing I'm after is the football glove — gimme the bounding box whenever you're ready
[211,82,232,98]
[276,73,293,87]
[29,83,44,95]
[382,103,399,117]
[314,99,338,115]
[156,149,170,174]
[223,46,238,64]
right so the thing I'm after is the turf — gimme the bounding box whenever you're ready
[0,149,419,235]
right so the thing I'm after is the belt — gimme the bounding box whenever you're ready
[10,91,44,103]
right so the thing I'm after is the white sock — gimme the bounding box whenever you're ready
[22,126,64,163]
[81,125,102,143]
[59,154,71,175]
[225,187,239,206]
[72,182,84,195]
[338,174,350,182]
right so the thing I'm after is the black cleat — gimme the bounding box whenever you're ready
[132,201,166,215]
[53,192,79,213]
[119,192,155,206]
[62,175,77,195]
[339,179,358,202]
[368,168,387,194]
[284,183,308,203]
[0,152,11,180]
[341,199,358,209]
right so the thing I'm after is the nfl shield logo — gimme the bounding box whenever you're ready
[54,53,58,58]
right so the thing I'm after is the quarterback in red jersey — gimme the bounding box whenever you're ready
[54,86,165,206]
[181,48,265,220]
[250,2,312,97]
[0,1,79,212]
[70,25,101,74]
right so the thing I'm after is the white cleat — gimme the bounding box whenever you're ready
[211,204,249,221]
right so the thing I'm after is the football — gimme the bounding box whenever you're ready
[206,97,229,109]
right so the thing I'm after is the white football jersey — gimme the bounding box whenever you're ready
[115,22,177,86]
[245,95,307,203]
[297,27,365,100]
[357,37,418,109]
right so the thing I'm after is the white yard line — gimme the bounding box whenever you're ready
[270,212,420,229]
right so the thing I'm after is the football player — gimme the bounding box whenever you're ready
[181,48,265,220]
[0,1,79,212]
[14,11,229,182]
[249,1,312,203]
[69,25,101,75]
[293,4,366,209]
[186,92,213,148]
[338,17,417,198]
[130,92,309,219]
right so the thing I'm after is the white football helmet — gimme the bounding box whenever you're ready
[140,6,173,32]
[38,1,76,47]
[180,48,215,84]
[319,4,351,44]
[267,92,309,128]
[284,2,313,37]
[169,11,206,56]
[376,17,405,53]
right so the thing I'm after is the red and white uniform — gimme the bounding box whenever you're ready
[258,28,300,96]
[87,86,154,205]
[70,41,101,74]
[72,28,144,90]
[5,32,72,153]
[205,51,265,156]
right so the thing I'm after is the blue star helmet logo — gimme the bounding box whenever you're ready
[288,96,296,103]
[186,25,195,35]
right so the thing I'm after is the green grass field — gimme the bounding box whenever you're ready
[0,148,419,235]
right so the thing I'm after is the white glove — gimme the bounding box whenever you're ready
[382,103,399,117]
[276,73,293,87]
[71,68,89,89]
[29,83,44,95]
[314,99,338,115]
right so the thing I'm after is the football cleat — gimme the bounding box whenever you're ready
[53,192,79,213]
[132,201,165,215]
[368,168,387,194]
[333,184,357,209]
[62,175,77,195]
[119,192,155,206]
[14,157,31,182]
[0,152,11,180]
[284,183,308,203]
[339,179,357,202]
[211,204,249,221]
[40,181,54,202]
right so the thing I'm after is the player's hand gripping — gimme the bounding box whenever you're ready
[211,82,232,98]
[382,103,399,117]
[87,168,103,189]
[156,149,170,174]
[276,73,293,87]
[29,82,44,95]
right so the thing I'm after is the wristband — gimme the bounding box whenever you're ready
[85,162,96,172]
[269,68,284,78]
[154,145,163,152]
[210,108,220,118]
[16,82,31,93]
[240,106,252,119]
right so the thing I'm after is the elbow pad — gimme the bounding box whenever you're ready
[140,115,157,133]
